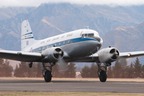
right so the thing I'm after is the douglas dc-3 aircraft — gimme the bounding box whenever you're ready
[0,20,144,82]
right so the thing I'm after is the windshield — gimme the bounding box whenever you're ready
[82,33,94,38]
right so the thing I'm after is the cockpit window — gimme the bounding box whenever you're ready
[88,33,94,37]
[96,37,101,42]
[82,33,94,38]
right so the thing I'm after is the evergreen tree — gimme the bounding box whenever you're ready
[81,66,91,78]
[133,58,141,78]
[107,66,113,78]
[14,62,28,77]
[52,64,60,77]
[64,63,76,78]
[113,60,123,78]
[0,58,5,76]
[119,58,128,78]
[126,63,134,78]
[52,63,76,78]
[141,65,144,78]
[36,63,42,77]
[81,64,99,78]
[14,62,42,77]
[89,64,98,78]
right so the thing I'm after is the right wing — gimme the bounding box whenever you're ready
[0,50,43,62]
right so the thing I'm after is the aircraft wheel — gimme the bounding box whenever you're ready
[44,70,52,82]
[98,70,107,82]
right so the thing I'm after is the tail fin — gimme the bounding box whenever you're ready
[21,20,36,51]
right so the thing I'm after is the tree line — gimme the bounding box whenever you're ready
[0,59,76,78]
[81,58,144,78]
[107,58,144,78]
[0,58,144,78]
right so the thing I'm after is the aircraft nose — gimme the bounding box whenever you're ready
[99,37,103,44]
[95,36,103,44]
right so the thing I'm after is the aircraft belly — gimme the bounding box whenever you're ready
[62,41,101,58]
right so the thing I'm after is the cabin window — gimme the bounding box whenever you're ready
[67,40,70,44]
[42,46,47,50]
[63,41,65,45]
[38,47,42,52]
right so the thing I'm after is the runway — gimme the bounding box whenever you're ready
[0,78,144,93]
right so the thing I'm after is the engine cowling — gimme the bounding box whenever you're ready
[97,47,119,63]
[42,47,64,62]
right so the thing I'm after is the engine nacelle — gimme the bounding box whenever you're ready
[97,47,119,64]
[42,47,64,62]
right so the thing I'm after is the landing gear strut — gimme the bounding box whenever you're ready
[42,63,54,82]
[97,64,107,82]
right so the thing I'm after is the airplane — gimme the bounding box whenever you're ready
[0,20,144,82]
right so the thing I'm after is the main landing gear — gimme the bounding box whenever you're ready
[28,62,54,82]
[42,63,54,82]
[97,64,107,82]
[43,70,52,82]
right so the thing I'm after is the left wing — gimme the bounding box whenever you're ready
[0,50,43,62]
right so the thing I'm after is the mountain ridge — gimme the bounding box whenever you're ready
[0,3,144,53]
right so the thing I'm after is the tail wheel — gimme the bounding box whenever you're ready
[44,70,52,82]
[98,70,107,82]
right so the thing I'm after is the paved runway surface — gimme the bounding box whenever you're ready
[0,78,144,93]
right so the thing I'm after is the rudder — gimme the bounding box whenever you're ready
[21,20,36,51]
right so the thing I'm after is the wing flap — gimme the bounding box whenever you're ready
[0,50,43,62]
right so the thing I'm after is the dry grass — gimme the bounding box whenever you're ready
[0,92,144,96]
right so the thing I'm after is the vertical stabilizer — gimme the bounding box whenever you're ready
[21,20,36,51]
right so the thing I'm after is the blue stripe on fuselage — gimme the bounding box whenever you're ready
[72,38,95,42]
[32,37,98,52]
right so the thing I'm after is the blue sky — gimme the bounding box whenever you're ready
[0,0,144,7]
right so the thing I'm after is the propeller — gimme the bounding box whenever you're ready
[53,48,68,72]
[57,57,68,72]
[110,49,119,60]
[53,48,64,59]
